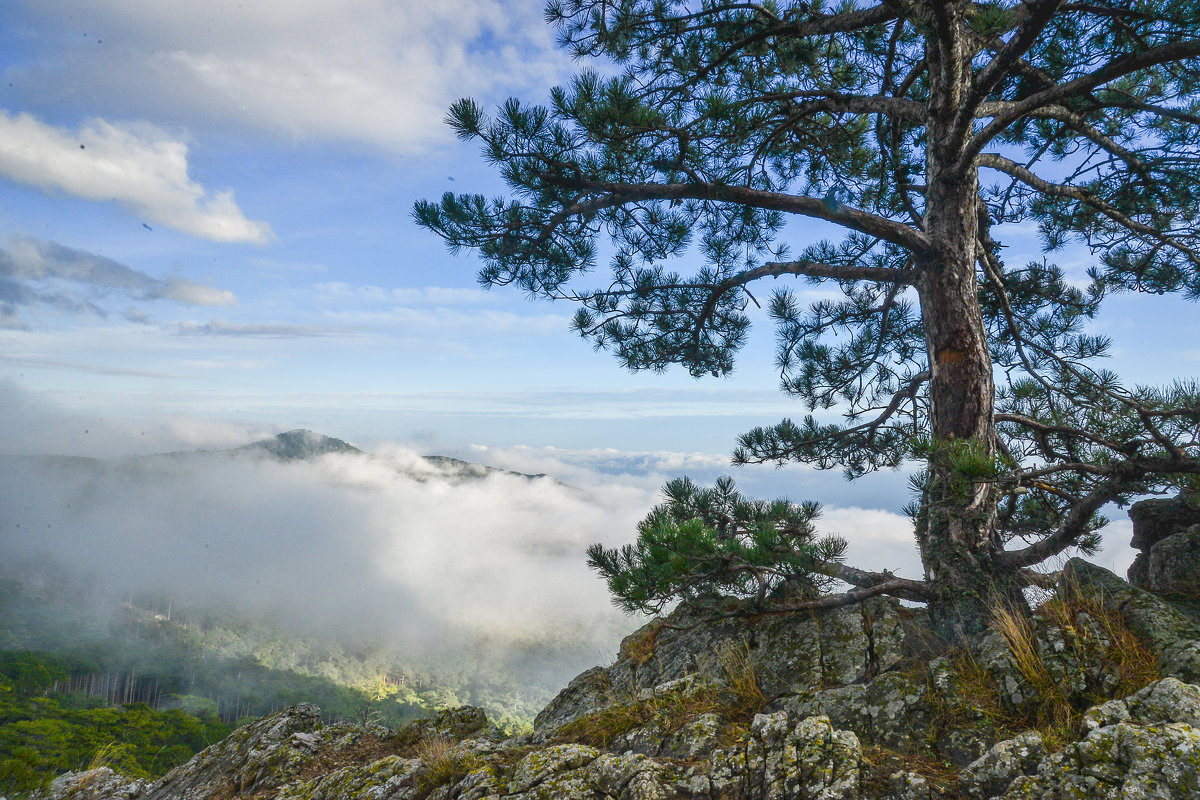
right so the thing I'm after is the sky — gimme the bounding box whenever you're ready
[2,0,1198,607]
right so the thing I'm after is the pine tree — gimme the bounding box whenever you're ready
[416,0,1200,637]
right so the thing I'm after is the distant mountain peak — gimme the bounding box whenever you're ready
[240,429,361,461]
[422,454,547,481]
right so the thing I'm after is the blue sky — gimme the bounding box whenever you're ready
[1,0,1197,578]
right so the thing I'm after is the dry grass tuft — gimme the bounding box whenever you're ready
[412,737,485,796]
[711,640,767,712]
[944,589,1160,748]
[859,745,960,799]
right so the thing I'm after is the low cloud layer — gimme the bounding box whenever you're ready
[172,319,350,338]
[0,112,272,243]
[0,382,1138,679]
[0,442,648,667]
[0,237,236,328]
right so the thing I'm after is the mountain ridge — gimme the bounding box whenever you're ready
[2,429,547,483]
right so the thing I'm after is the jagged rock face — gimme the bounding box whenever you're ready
[1127,497,1200,596]
[957,731,1047,799]
[1129,497,1200,551]
[38,768,146,800]
[146,702,325,800]
[996,721,1200,799]
[535,596,907,738]
[1144,524,1200,597]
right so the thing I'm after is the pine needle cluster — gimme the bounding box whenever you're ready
[587,476,846,614]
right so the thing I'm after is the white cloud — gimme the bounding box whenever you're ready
[815,506,923,580]
[0,111,272,243]
[10,0,571,155]
[0,424,644,670]
[173,319,352,337]
[320,306,571,338]
[0,236,236,327]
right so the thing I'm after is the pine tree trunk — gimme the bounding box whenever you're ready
[915,241,1014,637]
[915,1,1024,637]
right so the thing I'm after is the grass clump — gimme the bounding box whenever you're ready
[945,590,1159,748]
[412,737,485,796]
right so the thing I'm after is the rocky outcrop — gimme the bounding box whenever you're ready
[35,769,146,800]
[994,683,1200,799]
[38,706,863,800]
[1127,496,1200,595]
[535,596,908,738]
[31,562,1200,800]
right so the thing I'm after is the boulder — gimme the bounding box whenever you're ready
[998,721,1200,799]
[1128,497,1200,551]
[33,768,146,800]
[142,703,324,800]
[702,712,862,800]
[1145,524,1200,597]
[776,672,937,757]
[1127,497,1200,593]
[957,731,1046,799]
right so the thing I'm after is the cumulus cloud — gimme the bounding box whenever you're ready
[8,0,571,155]
[0,236,236,327]
[0,112,272,243]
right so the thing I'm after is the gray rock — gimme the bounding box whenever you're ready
[611,711,724,760]
[1083,677,1200,732]
[275,755,423,800]
[1128,497,1200,592]
[885,771,933,800]
[507,742,601,794]
[1146,524,1200,597]
[531,665,612,738]
[1128,497,1200,551]
[998,721,1200,799]
[407,706,495,741]
[704,712,861,800]
[34,768,147,800]
[751,713,861,800]
[1059,558,1200,681]
[143,703,323,800]
[534,597,908,739]
[777,672,943,757]
[957,731,1046,799]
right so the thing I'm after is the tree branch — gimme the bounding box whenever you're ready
[976,152,1200,263]
[965,37,1200,164]
[743,577,932,614]
[952,0,1067,149]
[540,175,932,253]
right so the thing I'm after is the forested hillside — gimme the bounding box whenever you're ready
[0,559,573,794]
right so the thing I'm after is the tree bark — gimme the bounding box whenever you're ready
[914,0,1021,638]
